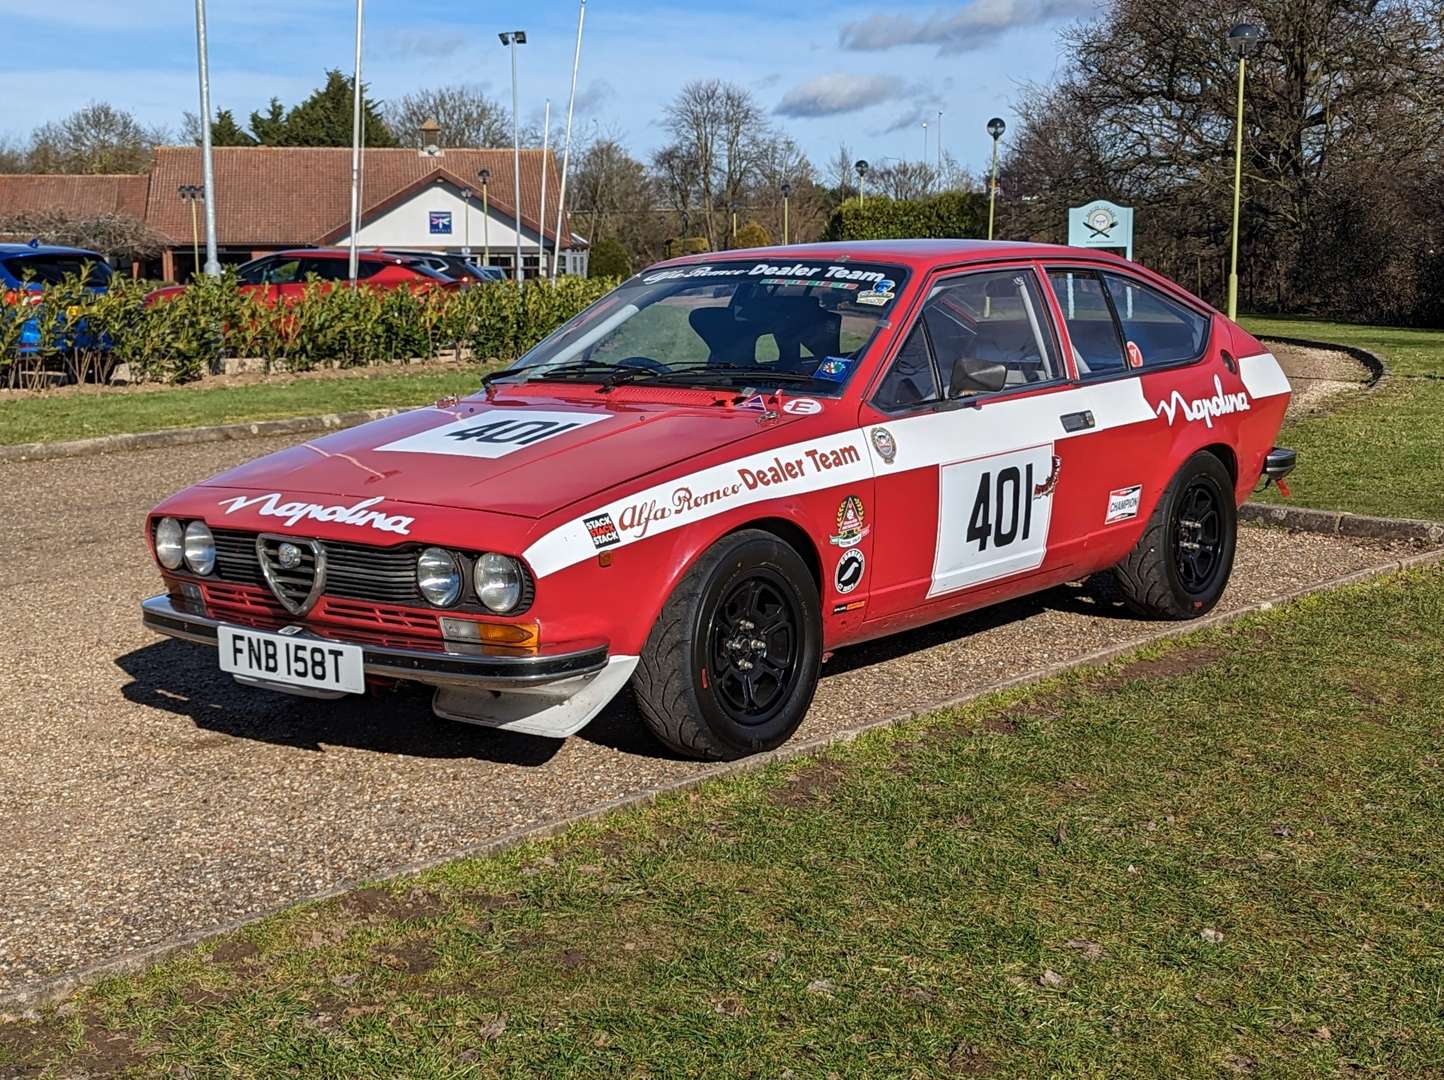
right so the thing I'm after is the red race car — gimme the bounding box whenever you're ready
[144,248,459,305]
[141,241,1296,760]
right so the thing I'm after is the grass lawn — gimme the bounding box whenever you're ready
[1243,316,1444,521]
[0,368,483,447]
[6,565,1443,1077]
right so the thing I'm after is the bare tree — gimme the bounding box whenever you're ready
[26,103,168,174]
[385,85,511,148]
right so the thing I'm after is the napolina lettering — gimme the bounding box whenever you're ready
[1155,375,1251,429]
[217,493,414,536]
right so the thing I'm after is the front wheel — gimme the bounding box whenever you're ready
[1112,451,1238,619]
[632,530,822,760]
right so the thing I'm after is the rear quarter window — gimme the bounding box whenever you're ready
[1102,273,1209,366]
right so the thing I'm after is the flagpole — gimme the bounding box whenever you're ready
[538,99,550,277]
[347,0,364,287]
[551,0,585,279]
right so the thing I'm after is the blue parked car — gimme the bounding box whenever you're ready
[1,241,113,353]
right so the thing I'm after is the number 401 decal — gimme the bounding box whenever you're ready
[930,444,1058,597]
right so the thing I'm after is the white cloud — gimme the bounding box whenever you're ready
[840,0,1096,54]
[573,79,616,117]
[774,74,907,118]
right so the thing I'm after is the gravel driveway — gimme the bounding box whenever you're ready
[0,435,1419,1000]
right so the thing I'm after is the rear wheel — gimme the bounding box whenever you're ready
[1113,452,1237,619]
[632,530,821,760]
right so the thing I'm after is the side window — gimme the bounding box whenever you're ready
[301,258,350,281]
[237,257,273,286]
[1047,270,1126,378]
[1102,273,1209,366]
[873,268,1059,412]
[265,258,303,285]
[924,270,1059,393]
[875,322,940,410]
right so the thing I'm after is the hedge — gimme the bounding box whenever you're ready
[822,191,990,242]
[1,272,621,389]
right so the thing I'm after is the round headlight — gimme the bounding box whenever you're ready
[474,553,524,613]
[183,521,216,575]
[155,517,184,570]
[417,547,462,607]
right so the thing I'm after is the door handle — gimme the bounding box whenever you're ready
[1060,410,1095,433]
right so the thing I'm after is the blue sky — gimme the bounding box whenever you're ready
[2,0,1093,175]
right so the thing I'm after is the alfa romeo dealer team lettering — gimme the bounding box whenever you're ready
[141,240,1296,761]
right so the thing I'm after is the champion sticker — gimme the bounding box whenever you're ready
[829,495,870,549]
[782,397,822,416]
[584,512,621,549]
[835,548,866,595]
[376,409,609,459]
[1105,484,1143,524]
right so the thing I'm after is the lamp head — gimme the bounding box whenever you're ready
[1228,23,1264,58]
[854,159,869,178]
[478,168,490,186]
[987,117,1006,140]
[780,181,792,198]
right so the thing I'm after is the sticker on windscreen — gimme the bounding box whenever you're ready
[856,278,897,306]
[376,409,609,459]
[814,357,853,382]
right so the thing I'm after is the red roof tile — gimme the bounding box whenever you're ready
[0,174,149,219]
[146,146,575,248]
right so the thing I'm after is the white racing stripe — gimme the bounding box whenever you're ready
[1237,351,1291,400]
[522,362,1286,581]
[524,379,1154,580]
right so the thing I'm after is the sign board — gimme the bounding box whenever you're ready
[429,210,453,235]
[1067,200,1133,260]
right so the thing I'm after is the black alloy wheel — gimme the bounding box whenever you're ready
[1172,477,1225,595]
[706,571,802,727]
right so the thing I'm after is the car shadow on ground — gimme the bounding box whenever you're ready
[114,575,1142,767]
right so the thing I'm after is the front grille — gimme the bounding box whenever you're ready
[257,535,321,613]
[207,528,534,614]
[195,580,447,650]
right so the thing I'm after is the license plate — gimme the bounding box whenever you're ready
[218,625,365,694]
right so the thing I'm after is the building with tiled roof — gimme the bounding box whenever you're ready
[0,145,586,280]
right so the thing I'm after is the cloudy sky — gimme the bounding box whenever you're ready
[2,0,1094,174]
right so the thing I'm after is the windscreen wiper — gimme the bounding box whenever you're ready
[484,360,618,387]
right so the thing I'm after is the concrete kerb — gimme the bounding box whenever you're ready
[4,538,1442,1019]
[1257,333,1389,388]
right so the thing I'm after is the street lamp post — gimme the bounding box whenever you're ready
[854,159,869,206]
[479,169,491,267]
[178,185,204,279]
[986,117,1006,241]
[499,30,527,283]
[1226,23,1264,320]
[730,200,739,244]
[780,181,792,245]
[937,110,943,181]
[460,188,472,257]
[538,98,550,277]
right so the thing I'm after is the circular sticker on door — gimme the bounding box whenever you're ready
[835,548,865,595]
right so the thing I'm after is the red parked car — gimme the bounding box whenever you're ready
[141,240,1295,760]
[143,248,459,306]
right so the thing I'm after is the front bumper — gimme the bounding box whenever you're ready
[141,594,609,691]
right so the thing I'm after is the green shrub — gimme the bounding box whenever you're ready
[823,191,989,242]
[1,274,621,389]
[588,236,632,278]
[731,222,772,249]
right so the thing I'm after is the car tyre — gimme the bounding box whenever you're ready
[1112,451,1237,620]
[632,529,822,760]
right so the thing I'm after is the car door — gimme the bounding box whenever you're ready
[1041,266,1211,561]
[857,264,1101,622]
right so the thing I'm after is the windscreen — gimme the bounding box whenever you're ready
[504,259,907,393]
[2,254,111,287]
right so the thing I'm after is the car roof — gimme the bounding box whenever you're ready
[270,247,410,262]
[0,242,105,258]
[649,238,1136,271]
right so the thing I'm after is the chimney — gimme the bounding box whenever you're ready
[419,117,442,157]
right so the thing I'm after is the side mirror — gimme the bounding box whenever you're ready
[949,356,1007,396]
